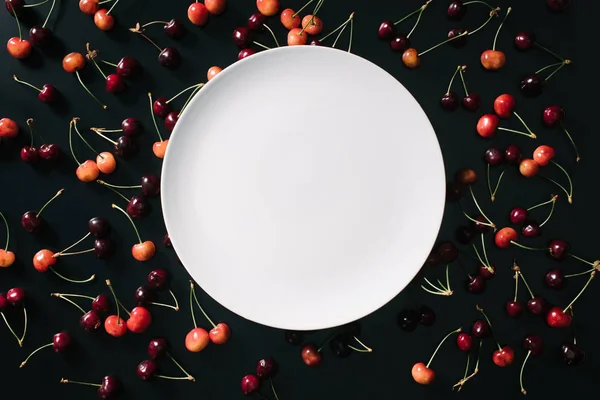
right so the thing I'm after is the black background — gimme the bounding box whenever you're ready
[0,0,597,399]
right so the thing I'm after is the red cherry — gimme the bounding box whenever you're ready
[301,344,322,366]
[209,322,231,344]
[256,0,279,16]
[456,333,473,352]
[495,227,517,248]
[105,74,125,93]
[205,0,226,14]
[104,315,127,337]
[280,8,300,29]
[0,118,19,138]
[493,94,515,118]
[185,327,209,352]
[33,249,56,272]
[94,9,115,31]
[546,306,572,328]
[241,374,260,395]
[238,48,256,60]
[7,37,31,59]
[492,345,515,367]
[411,362,435,384]
[188,2,209,26]
[126,306,152,333]
[519,159,539,177]
[476,114,499,138]
[542,105,565,128]
[79,0,99,15]
[532,145,555,167]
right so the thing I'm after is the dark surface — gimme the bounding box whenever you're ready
[0,0,597,399]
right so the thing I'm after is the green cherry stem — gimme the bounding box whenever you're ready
[270,379,281,400]
[468,7,500,36]
[550,160,573,203]
[512,269,519,302]
[318,12,353,43]
[464,0,494,9]
[9,2,23,40]
[50,268,95,283]
[86,44,108,80]
[75,71,107,109]
[534,42,565,62]
[292,0,314,18]
[37,188,64,218]
[351,336,372,352]
[53,232,91,257]
[96,180,140,191]
[42,0,56,28]
[393,0,430,26]
[513,262,535,299]
[570,307,577,344]
[72,118,102,158]
[489,167,505,202]
[68,120,81,165]
[454,353,470,392]
[331,21,348,48]
[426,327,462,368]
[512,111,536,137]
[458,66,469,95]
[539,175,570,202]
[347,17,354,53]
[90,128,117,146]
[111,204,141,244]
[560,122,580,162]
[520,351,531,395]
[52,293,86,314]
[476,305,501,351]
[544,60,571,82]
[166,83,204,104]
[262,24,280,47]
[189,281,197,328]
[562,271,596,313]
[178,84,203,117]
[19,342,53,368]
[1,311,23,346]
[26,118,36,147]
[497,126,535,139]
[252,41,271,50]
[51,293,95,301]
[14,76,43,94]
[166,352,194,380]
[96,180,131,203]
[298,0,324,36]
[418,30,469,57]
[190,281,216,328]
[141,21,169,28]
[568,254,597,267]
[538,195,558,227]
[527,194,558,211]
[446,66,462,95]
[148,92,163,142]
[105,279,122,321]
[0,211,10,251]
[491,7,511,51]
[60,378,101,387]
[469,185,495,228]
[453,339,482,391]
[150,290,179,311]
[106,0,121,14]
[406,0,431,38]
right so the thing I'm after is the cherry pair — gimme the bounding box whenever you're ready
[138,338,194,382]
[69,117,117,182]
[130,23,181,68]
[477,94,536,139]
[0,288,27,347]
[61,375,121,399]
[508,194,558,238]
[543,105,579,162]
[187,0,226,26]
[18,118,61,163]
[440,65,481,112]
[241,358,279,396]
[398,306,436,331]
[185,281,231,352]
[518,145,573,204]
[378,0,431,53]
[447,1,500,49]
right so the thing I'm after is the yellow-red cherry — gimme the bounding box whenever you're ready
[401,48,421,69]
[96,152,116,174]
[257,0,279,16]
[412,362,435,384]
[7,37,31,59]
[287,28,308,46]
[0,118,19,138]
[495,227,517,248]
[205,0,226,15]
[185,327,210,352]
[94,9,115,31]
[152,140,168,159]
[519,159,539,177]
[280,8,300,29]
[0,250,15,267]
[188,3,209,26]
[127,306,152,333]
[132,241,156,261]
[533,145,555,167]
[480,50,505,70]
[33,249,56,272]
[493,94,515,118]
[76,160,100,182]
[62,52,86,73]
[209,322,231,344]
[105,315,127,337]
[79,0,99,15]
[301,15,323,35]
[207,66,222,81]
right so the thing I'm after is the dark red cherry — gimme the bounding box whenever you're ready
[256,357,278,379]
[521,220,541,237]
[126,195,150,218]
[418,305,436,326]
[447,28,467,47]
[148,338,168,359]
[398,309,419,331]
[153,97,171,117]
[424,250,443,268]
[462,93,481,111]
[114,136,137,158]
[505,144,522,164]
[29,26,52,46]
[21,211,43,234]
[116,56,141,77]
[233,26,252,48]
[378,21,396,40]
[98,376,121,399]
[94,238,115,259]
[548,0,570,12]
[241,374,260,395]
[545,269,565,290]
[390,35,410,52]
[105,74,125,93]
[514,32,535,50]
[520,74,543,97]
[506,301,523,318]
[141,174,160,197]
[441,92,459,111]
[527,296,548,316]
[472,319,491,338]
[0,293,7,310]
[92,294,111,313]
[466,275,486,294]
[135,286,157,306]
[447,0,466,19]
[285,330,304,345]
[456,225,476,245]
[164,112,178,132]
[479,264,496,280]
[437,241,458,263]
[38,84,59,103]
[121,118,142,136]
[238,48,256,60]
[561,341,584,365]
[309,39,321,46]
[510,207,527,224]
[162,233,172,248]
[456,332,472,351]
[543,106,565,128]
[5,0,24,16]
[485,147,504,166]
[523,334,543,356]
[158,47,181,68]
[248,12,266,31]
[471,215,491,233]
[39,144,60,161]
[80,310,102,332]
[446,181,464,202]
[88,217,110,237]
[549,239,569,261]
[21,146,39,163]
[52,332,72,353]
[164,19,187,39]
[148,269,169,289]
[136,359,158,381]
[6,287,25,305]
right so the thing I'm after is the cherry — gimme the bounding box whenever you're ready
[447,28,467,47]
[61,375,121,399]
[549,239,569,261]
[471,320,490,338]
[119,118,142,136]
[233,26,252,48]
[0,213,15,268]
[188,281,230,344]
[6,5,31,58]
[241,374,260,395]
[188,2,209,26]
[447,0,465,19]
[545,268,565,289]
[94,8,115,31]
[256,0,279,16]
[456,333,472,352]
[29,25,52,46]
[514,32,535,50]
[186,327,209,352]
[207,66,222,81]
[493,94,516,118]
[285,330,304,345]
[105,74,125,93]
[437,241,458,263]
[39,143,60,161]
[548,0,570,12]
[494,227,517,248]
[380,1,430,44]
[480,8,511,70]
[521,220,541,238]
[287,28,308,46]
[520,74,543,97]
[419,305,436,326]
[152,97,171,118]
[116,56,141,77]
[377,21,395,40]
[136,359,158,380]
[509,207,527,224]
[390,35,410,52]
[164,19,187,39]
[476,114,499,138]
[466,275,486,294]
[6,287,25,305]
[256,357,278,380]
[0,117,19,138]
[126,306,152,333]
[92,294,110,312]
[0,293,7,310]
[506,301,523,318]
[493,345,515,367]
[484,147,503,165]
[424,250,442,267]
[397,308,419,331]
[454,168,477,185]
[79,0,98,15]
[238,48,256,60]
[520,334,544,394]
[547,306,572,328]
[412,328,461,384]
[462,94,481,112]
[527,297,548,316]
[504,144,522,164]
[329,333,352,358]
[163,233,172,248]
[519,159,539,178]
[33,249,56,272]
[21,188,64,234]
[88,217,110,238]
[164,112,178,132]
[561,342,584,365]
[20,332,71,364]
[134,286,157,306]
[441,92,459,111]
[103,314,126,337]
[111,203,155,261]
[126,196,150,218]
[158,47,181,68]
[5,0,24,15]
[205,0,226,14]
[479,264,495,280]
[148,269,169,289]
[301,15,323,36]
[532,145,555,167]
[80,310,102,332]
[301,344,322,366]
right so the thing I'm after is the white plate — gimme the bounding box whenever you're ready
[162,46,445,331]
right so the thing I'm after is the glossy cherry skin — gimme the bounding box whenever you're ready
[492,346,515,367]
[6,287,25,305]
[390,35,410,52]
[94,9,114,31]
[33,249,56,272]
[527,297,548,316]
[0,250,15,267]
[447,28,467,47]
[121,117,141,136]
[441,92,459,111]
[285,330,303,345]
[137,359,158,381]
[152,97,171,117]
[476,114,499,138]
[506,301,523,318]
[411,362,435,384]
[158,47,181,68]
[21,211,43,234]
[80,310,102,332]
[520,74,543,97]
[472,320,491,338]
[510,207,527,224]
[548,0,570,11]
[301,344,322,366]
[546,306,571,328]
[495,227,517,248]
[88,217,110,237]
[126,196,150,218]
[456,333,473,351]
[38,85,59,103]
[153,140,168,158]
[132,241,155,261]
[39,144,60,161]
[98,376,120,399]
[52,332,72,352]
[543,106,564,128]
[5,0,24,15]
[256,358,278,379]
[163,233,172,248]
[479,264,496,280]
[549,239,569,260]
[545,269,565,289]
[148,269,169,289]
[105,74,125,93]
[241,374,260,395]
[514,32,535,50]
[104,315,127,337]
[480,50,505,70]
[76,160,100,182]
[523,334,544,356]
[471,215,490,233]
[7,37,32,59]
[287,28,308,46]
[505,144,522,164]
[466,275,486,294]
[115,56,141,78]
[233,27,252,48]
[238,48,256,60]
[148,338,168,359]
[462,93,481,111]
[397,309,419,331]
[164,112,178,132]
[248,12,266,31]
[79,0,99,15]
[378,21,396,40]
[29,26,53,46]
[0,293,7,309]
[209,322,231,344]
[164,19,186,39]
[188,2,209,26]
[521,220,541,238]
[127,306,152,333]
[0,118,18,137]
[419,306,436,326]
[533,145,555,166]
[561,342,584,365]
[493,94,515,118]
[185,327,210,352]
[134,286,157,306]
[94,238,114,259]
[141,174,160,197]
[401,48,420,68]
[447,0,466,19]
[485,147,504,166]
[256,0,279,16]
[92,294,110,313]
[519,159,539,177]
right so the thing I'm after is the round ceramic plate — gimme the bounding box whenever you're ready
[162,46,445,331]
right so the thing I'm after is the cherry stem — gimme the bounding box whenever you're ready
[550,161,573,202]
[407,0,431,38]
[0,211,10,251]
[347,18,354,52]
[527,194,558,211]
[568,253,596,267]
[37,188,64,218]
[97,181,131,203]
[20,342,52,368]
[111,204,142,244]
[73,118,101,157]
[270,378,280,400]
[514,263,535,299]
[178,85,203,117]
[446,66,461,95]
[544,60,571,82]
[253,41,271,50]
[190,281,216,328]
[292,0,314,18]
[53,293,95,301]
[90,58,108,80]
[534,42,564,62]
[512,112,536,137]
[136,32,163,52]
[189,281,197,328]
[476,305,501,350]
[262,24,280,47]
[454,340,481,391]
[24,0,51,6]
[509,241,545,251]
[8,2,23,40]
[52,293,86,314]
[60,379,101,387]
[155,374,194,381]
[26,118,35,146]
[562,271,595,313]
[142,21,169,27]
[167,83,204,104]
[538,196,557,228]
[150,290,179,311]
[331,22,348,48]
[353,336,372,352]
[490,168,505,202]
[42,0,56,28]
[519,351,531,395]
[90,128,117,145]
[96,181,139,190]
[535,61,564,75]
[166,352,194,380]
[468,7,500,36]
[106,0,121,15]
[68,120,81,165]
[491,7,510,51]
[497,126,536,139]
[318,12,353,42]
[75,71,107,109]
[148,93,163,142]
[418,30,468,57]
[57,248,94,256]
[565,268,595,278]
[317,331,338,352]
[13,75,42,92]
[421,264,453,296]
[393,0,430,25]
[298,0,324,36]
[559,122,580,162]
[468,185,495,228]
[1,312,22,347]
[513,269,519,302]
[464,0,494,9]
[55,232,91,256]
[105,279,121,321]
[92,127,122,133]
[458,66,469,95]
[100,60,119,68]
[426,327,461,368]
[50,268,95,284]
